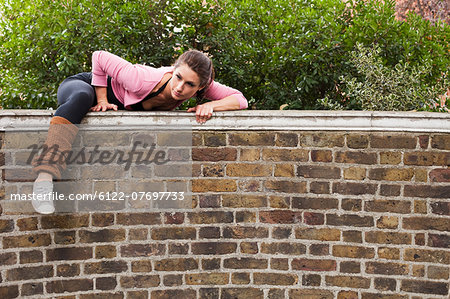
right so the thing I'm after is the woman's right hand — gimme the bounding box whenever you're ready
[89,101,118,112]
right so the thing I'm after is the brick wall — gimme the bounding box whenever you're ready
[0,111,449,298]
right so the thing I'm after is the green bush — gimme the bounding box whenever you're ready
[1,0,448,110]
[320,42,449,111]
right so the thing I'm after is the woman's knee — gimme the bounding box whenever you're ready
[57,80,95,106]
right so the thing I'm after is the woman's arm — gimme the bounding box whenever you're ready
[187,80,248,123]
[187,95,241,123]
[89,86,118,112]
[91,51,148,93]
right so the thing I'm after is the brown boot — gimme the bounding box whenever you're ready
[32,116,79,180]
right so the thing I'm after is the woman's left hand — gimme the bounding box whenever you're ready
[187,102,214,124]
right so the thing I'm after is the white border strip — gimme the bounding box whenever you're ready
[1,110,449,132]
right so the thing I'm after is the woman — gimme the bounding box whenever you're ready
[32,50,248,214]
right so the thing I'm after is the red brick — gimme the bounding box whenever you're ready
[192,179,237,192]
[303,212,324,225]
[341,198,362,211]
[227,163,272,177]
[431,201,450,215]
[302,274,322,287]
[276,132,299,147]
[310,181,330,194]
[21,282,43,296]
[333,245,375,259]
[17,217,38,231]
[325,275,370,288]
[292,197,338,210]
[46,279,93,293]
[151,289,197,299]
[6,265,53,281]
[404,249,450,264]
[260,210,302,224]
[19,250,43,264]
[311,150,332,162]
[188,211,233,224]
[362,294,407,299]
[163,274,183,286]
[203,132,226,146]
[120,244,165,257]
[254,272,298,285]
[431,135,450,150]
[404,185,450,198]
[428,233,450,248]
[3,233,51,248]
[47,247,92,261]
[120,275,160,288]
[41,214,89,229]
[374,278,397,291]
[292,259,336,271]
[403,216,450,231]
[192,242,237,255]
[199,227,220,239]
[198,194,221,208]
[57,264,80,277]
[221,288,264,299]
[84,261,127,274]
[79,229,125,243]
[366,261,408,275]
[340,261,360,273]
[237,241,253,254]
[370,135,416,149]
[327,214,373,227]
[154,258,198,271]
[342,231,362,243]
[368,168,414,181]
[151,227,196,240]
[0,252,17,266]
[186,273,229,285]
[224,257,268,269]
[265,180,307,193]
[300,133,345,147]
[404,152,449,166]
[347,135,369,149]
[365,200,411,214]
[192,147,237,161]
[365,231,411,245]
[92,213,114,227]
[333,182,377,195]
[335,151,377,164]
[223,226,268,239]
[296,228,340,241]
[116,212,161,225]
[228,132,276,146]
[401,279,448,295]
[222,194,267,208]
[164,212,184,224]
[297,165,340,179]
[0,286,19,298]
[96,277,117,290]
[261,242,306,255]
[430,168,450,182]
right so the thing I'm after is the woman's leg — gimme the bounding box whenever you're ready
[32,77,96,214]
[55,77,96,124]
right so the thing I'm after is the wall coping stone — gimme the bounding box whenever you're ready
[0,109,449,132]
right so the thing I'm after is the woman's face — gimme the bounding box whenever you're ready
[170,64,204,100]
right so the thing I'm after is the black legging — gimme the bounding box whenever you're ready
[54,72,124,124]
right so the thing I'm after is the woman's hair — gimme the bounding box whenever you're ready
[174,50,215,98]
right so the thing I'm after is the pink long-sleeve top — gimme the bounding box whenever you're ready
[91,51,248,110]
